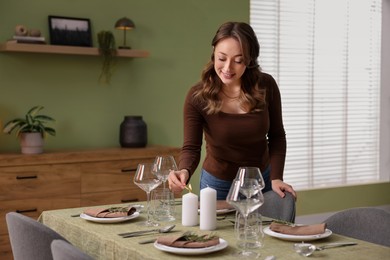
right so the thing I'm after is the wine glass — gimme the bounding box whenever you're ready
[133,162,162,226]
[153,155,178,190]
[226,178,264,257]
[235,167,265,190]
[234,210,264,250]
[233,167,265,255]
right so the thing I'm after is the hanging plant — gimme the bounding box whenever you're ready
[97,30,117,84]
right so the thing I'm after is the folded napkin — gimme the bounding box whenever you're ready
[270,222,327,236]
[216,200,234,210]
[197,200,234,211]
[83,206,136,218]
[156,232,220,248]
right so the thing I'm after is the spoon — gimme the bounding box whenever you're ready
[118,225,176,238]
[293,242,357,256]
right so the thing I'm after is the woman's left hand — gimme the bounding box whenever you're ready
[271,179,297,200]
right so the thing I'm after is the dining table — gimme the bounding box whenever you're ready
[38,201,390,260]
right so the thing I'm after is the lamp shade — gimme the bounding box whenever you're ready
[115,17,135,30]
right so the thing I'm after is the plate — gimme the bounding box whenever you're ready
[80,212,140,223]
[130,204,144,212]
[216,208,235,215]
[197,208,236,215]
[154,238,228,255]
[263,226,332,241]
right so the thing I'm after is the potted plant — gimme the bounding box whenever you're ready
[2,105,56,154]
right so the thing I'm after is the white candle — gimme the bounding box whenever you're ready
[200,187,217,230]
[182,192,198,226]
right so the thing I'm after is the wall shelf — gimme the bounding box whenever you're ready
[0,42,149,58]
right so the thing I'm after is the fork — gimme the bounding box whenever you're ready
[315,242,358,251]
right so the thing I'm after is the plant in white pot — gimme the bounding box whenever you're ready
[2,105,56,154]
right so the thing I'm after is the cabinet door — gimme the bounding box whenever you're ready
[0,197,80,236]
[81,190,146,206]
[0,164,80,200]
[80,159,154,205]
[0,234,11,260]
[80,159,153,193]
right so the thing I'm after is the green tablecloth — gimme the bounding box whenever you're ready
[38,203,390,260]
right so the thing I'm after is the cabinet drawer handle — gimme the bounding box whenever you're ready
[16,208,37,213]
[16,175,38,180]
[121,168,137,172]
[121,199,139,203]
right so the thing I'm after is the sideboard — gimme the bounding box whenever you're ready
[0,145,181,260]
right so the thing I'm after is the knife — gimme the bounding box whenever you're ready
[316,242,358,251]
[138,238,157,244]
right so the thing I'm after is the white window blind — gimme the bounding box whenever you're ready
[250,0,382,190]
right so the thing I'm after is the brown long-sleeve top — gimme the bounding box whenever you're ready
[178,72,286,181]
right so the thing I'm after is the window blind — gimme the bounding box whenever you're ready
[250,0,382,190]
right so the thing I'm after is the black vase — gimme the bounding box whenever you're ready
[119,116,147,148]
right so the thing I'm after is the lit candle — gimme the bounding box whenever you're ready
[182,192,198,226]
[200,187,217,230]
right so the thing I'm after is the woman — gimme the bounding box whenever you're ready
[168,21,296,200]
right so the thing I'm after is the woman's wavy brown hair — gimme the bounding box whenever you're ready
[193,22,266,114]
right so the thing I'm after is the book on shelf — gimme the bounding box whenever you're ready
[12,35,46,44]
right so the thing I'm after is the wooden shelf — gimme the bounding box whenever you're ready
[0,42,149,58]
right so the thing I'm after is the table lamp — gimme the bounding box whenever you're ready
[114,17,135,49]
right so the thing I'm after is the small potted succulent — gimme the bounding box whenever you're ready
[2,105,56,154]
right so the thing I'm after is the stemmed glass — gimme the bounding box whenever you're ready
[226,167,265,258]
[153,155,178,190]
[133,162,162,226]
[235,167,265,190]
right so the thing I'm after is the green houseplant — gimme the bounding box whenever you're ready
[2,105,56,154]
[98,30,117,84]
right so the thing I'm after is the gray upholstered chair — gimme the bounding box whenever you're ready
[259,190,296,223]
[324,207,390,247]
[51,239,94,260]
[6,212,68,260]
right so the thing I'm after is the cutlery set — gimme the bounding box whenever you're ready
[118,224,176,238]
[294,242,358,256]
[73,205,359,254]
[138,238,158,244]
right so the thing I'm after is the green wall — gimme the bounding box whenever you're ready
[296,182,390,215]
[1,0,388,216]
[0,0,249,152]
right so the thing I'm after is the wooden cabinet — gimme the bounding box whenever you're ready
[80,159,146,205]
[0,164,81,201]
[0,146,180,259]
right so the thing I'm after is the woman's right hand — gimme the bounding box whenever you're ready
[168,169,189,193]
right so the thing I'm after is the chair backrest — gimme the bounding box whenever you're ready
[51,239,94,260]
[324,207,390,247]
[259,190,296,223]
[6,212,68,260]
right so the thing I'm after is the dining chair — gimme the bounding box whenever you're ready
[259,190,296,223]
[51,239,94,260]
[6,212,68,260]
[324,207,390,247]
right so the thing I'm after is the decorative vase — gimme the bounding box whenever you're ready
[119,116,147,148]
[19,132,44,154]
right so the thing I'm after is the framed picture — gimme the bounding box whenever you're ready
[48,15,92,47]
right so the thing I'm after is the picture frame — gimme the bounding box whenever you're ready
[48,15,92,47]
